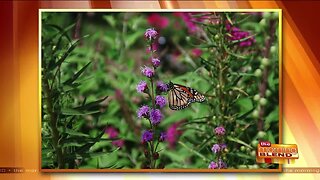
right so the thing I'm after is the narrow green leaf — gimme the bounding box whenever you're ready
[61,108,100,116]
[74,96,108,111]
[178,141,210,162]
[226,13,233,25]
[42,23,76,45]
[227,136,252,149]
[196,134,215,151]
[265,106,279,123]
[63,61,92,85]
[76,130,105,154]
[223,44,250,59]
[49,41,78,71]
[231,34,256,44]
[63,128,90,137]
[237,107,255,120]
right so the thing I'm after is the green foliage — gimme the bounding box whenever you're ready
[41,12,279,170]
[41,14,113,169]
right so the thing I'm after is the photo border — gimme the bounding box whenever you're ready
[39,8,283,173]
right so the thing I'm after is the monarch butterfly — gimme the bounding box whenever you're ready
[167,81,206,110]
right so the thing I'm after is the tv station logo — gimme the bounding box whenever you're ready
[256,141,299,164]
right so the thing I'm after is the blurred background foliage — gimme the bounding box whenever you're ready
[41,12,279,169]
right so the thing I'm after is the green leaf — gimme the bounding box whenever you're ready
[226,13,233,25]
[63,128,90,137]
[229,152,254,160]
[75,96,108,111]
[237,107,255,120]
[42,23,75,45]
[265,106,279,123]
[267,131,276,144]
[49,34,89,71]
[196,134,215,151]
[223,44,251,60]
[63,61,92,85]
[61,142,84,148]
[61,108,100,116]
[268,71,277,91]
[49,41,78,70]
[103,15,116,28]
[126,30,143,48]
[89,134,111,152]
[231,34,256,44]
[178,141,210,162]
[76,130,106,154]
[235,98,253,114]
[227,136,252,149]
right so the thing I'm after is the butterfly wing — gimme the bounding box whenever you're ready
[168,83,205,110]
[168,84,191,110]
[187,87,206,103]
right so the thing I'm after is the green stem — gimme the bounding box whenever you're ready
[44,79,65,169]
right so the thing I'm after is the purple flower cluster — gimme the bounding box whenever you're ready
[150,109,162,125]
[137,105,150,119]
[136,80,148,93]
[142,130,153,143]
[137,106,163,125]
[156,81,169,92]
[141,66,155,78]
[138,28,167,155]
[208,159,227,169]
[144,28,158,40]
[211,143,227,153]
[155,95,166,108]
[151,58,161,68]
[214,126,226,136]
[209,126,227,169]
[208,161,218,169]
[159,132,167,142]
[226,21,255,47]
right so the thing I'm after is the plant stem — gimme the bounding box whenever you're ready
[43,79,65,169]
[258,20,276,131]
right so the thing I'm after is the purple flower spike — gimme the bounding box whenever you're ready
[142,130,153,143]
[137,105,150,119]
[156,81,169,92]
[211,144,221,153]
[150,109,162,125]
[159,132,167,142]
[151,58,161,68]
[208,161,218,169]
[218,158,227,169]
[214,126,226,136]
[144,28,158,40]
[220,143,227,151]
[136,81,148,93]
[141,66,155,78]
[155,95,166,108]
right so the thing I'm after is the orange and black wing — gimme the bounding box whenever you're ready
[168,82,205,110]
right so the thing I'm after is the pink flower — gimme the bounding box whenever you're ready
[147,13,169,29]
[166,120,184,148]
[112,139,124,148]
[105,127,119,138]
[192,48,203,57]
[105,126,124,148]
[175,12,207,34]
